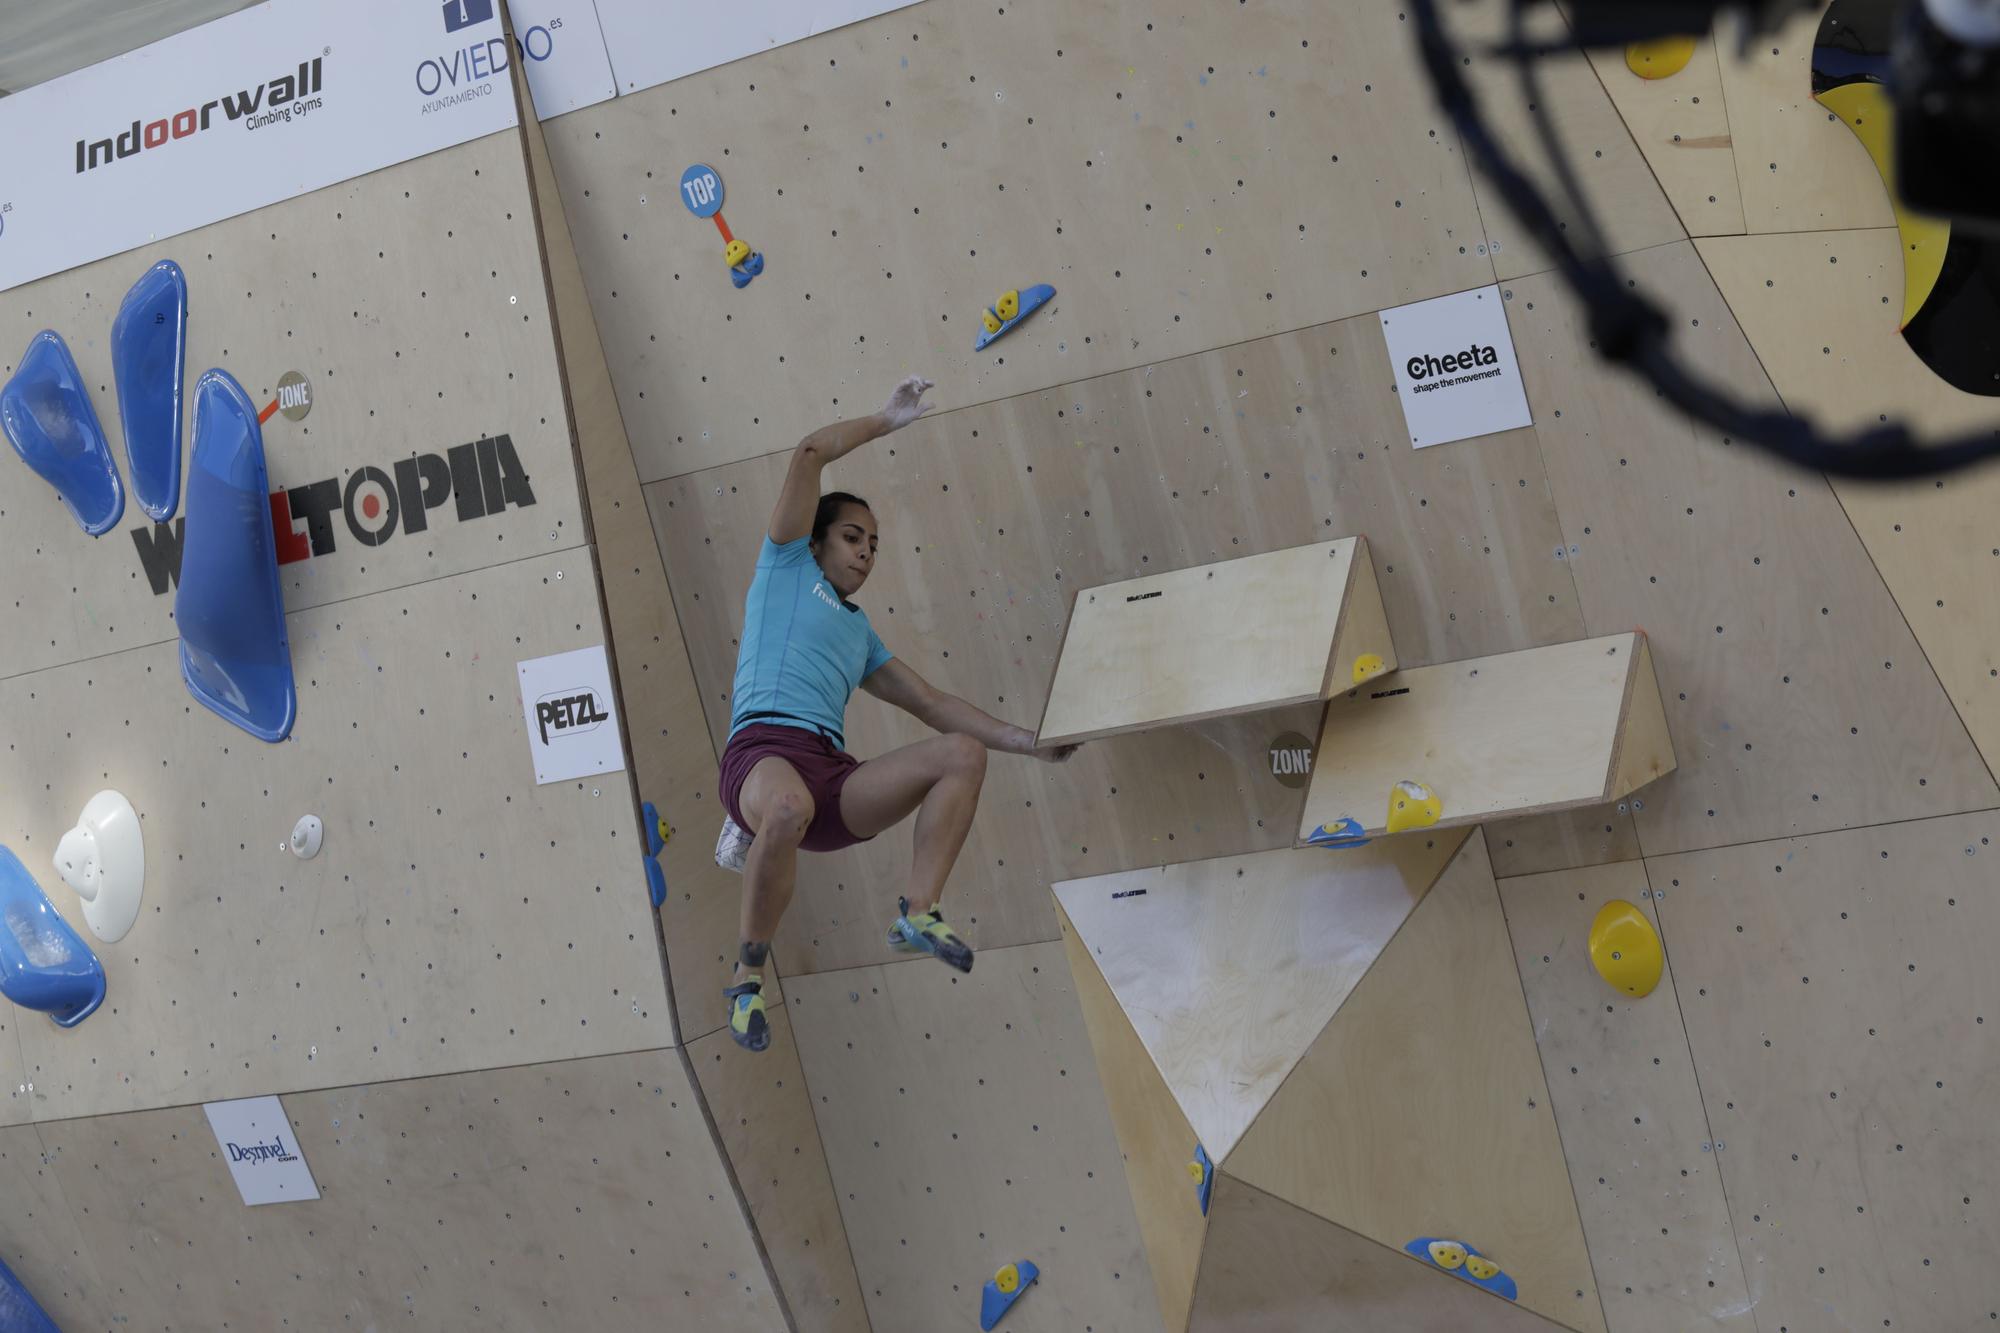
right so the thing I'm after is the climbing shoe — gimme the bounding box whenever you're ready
[723,973,770,1052]
[887,897,974,973]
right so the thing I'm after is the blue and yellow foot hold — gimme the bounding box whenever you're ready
[640,800,668,909]
[979,1260,1039,1330]
[1405,1238,1519,1301]
[974,283,1055,351]
[1188,1142,1214,1215]
[1306,817,1371,850]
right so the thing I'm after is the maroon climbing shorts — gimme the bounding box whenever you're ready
[719,723,878,853]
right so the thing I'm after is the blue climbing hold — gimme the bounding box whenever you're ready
[177,368,296,742]
[1305,817,1371,849]
[729,251,766,289]
[1192,1141,1215,1215]
[642,801,666,858]
[111,259,189,522]
[1,329,124,536]
[1404,1236,1520,1301]
[973,283,1055,352]
[979,1260,1039,1330]
[644,856,667,909]
[0,1253,60,1332]
[0,845,107,1029]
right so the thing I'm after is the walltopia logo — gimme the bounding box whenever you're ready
[74,58,326,174]
[128,433,537,596]
[1406,343,1503,394]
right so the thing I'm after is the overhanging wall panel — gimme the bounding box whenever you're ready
[543,0,1498,480]
[0,550,670,1122]
[0,129,584,683]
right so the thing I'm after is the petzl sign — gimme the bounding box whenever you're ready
[1379,284,1534,449]
[517,645,625,784]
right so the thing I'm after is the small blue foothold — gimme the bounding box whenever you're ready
[979,1260,1039,1331]
[641,802,665,858]
[644,856,666,910]
[1405,1237,1520,1301]
[974,283,1056,352]
[1192,1142,1214,1215]
[1306,817,1371,850]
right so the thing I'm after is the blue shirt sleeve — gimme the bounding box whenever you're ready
[760,534,814,566]
[863,625,893,679]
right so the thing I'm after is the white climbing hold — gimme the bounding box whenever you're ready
[55,790,145,943]
[290,815,324,861]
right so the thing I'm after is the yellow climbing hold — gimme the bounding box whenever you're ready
[1464,1253,1501,1281]
[1427,1240,1467,1270]
[1187,1160,1205,1182]
[1351,652,1387,685]
[996,290,1021,321]
[982,309,1003,335]
[1626,34,1697,79]
[995,1263,1021,1294]
[1386,779,1441,834]
[1588,898,1665,998]
[724,238,752,268]
[655,813,671,846]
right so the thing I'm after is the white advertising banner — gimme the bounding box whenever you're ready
[517,645,625,785]
[1379,284,1535,450]
[204,1095,321,1206]
[504,0,617,120]
[0,0,523,292]
[593,0,926,98]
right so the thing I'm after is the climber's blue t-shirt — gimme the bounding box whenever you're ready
[728,534,893,749]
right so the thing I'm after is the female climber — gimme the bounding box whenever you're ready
[714,375,1080,1052]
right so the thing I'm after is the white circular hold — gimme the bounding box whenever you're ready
[290,815,324,860]
[55,790,144,943]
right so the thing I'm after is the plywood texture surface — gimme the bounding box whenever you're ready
[1713,8,1898,234]
[0,1003,27,1128]
[0,130,582,684]
[1452,4,1686,280]
[1188,1173,1579,1333]
[1053,835,1463,1162]
[1299,633,1667,840]
[0,1123,106,1325]
[1698,229,2000,781]
[1505,241,1997,855]
[1059,900,1207,1333]
[786,942,1163,1333]
[650,309,1585,976]
[31,1050,784,1331]
[1581,27,1747,238]
[1038,538,1384,747]
[1500,861,1754,1332]
[690,1000,871,1333]
[0,550,669,1121]
[543,2,1501,479]
[1226,831,1607,1333]
[1650,812,2000,1333]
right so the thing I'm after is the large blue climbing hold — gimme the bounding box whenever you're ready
[111,259,189,522]
[177,368,296,742]
[979,1261,1038,1331]
[0,845,106,1030]
[1,329,124,536]
[0,1253,60,1332]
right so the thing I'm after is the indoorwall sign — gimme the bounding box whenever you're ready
[1378,284,1535,450]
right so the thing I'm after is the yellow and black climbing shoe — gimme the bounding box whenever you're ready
[887,897,974,973]
[723,973,770,1052]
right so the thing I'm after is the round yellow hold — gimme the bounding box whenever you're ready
[1187,1160,1205,1181]
[1626,34,1697,80]
[1386,779,1441,834]
[996,290,1021,321]
[655,815,671,846]
[724,239,752,267]
[1351,652,1387,685]
[1465,1254,1501,1280]
[982,309,1004,335]
[1588,898,1665,998]
[995,1263,1020,1294]
[1427,1240,1467,1270]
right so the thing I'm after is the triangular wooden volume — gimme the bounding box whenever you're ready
[1225,830,1607,1333]
[1188,1173,1587,1333]
[1058,900,1209,1333]
[1055,832,1465,1163]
